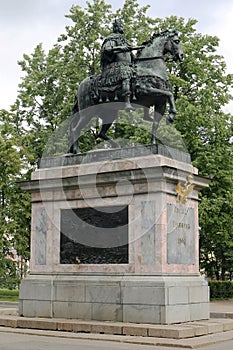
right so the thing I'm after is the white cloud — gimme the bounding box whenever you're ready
[207,5,233,73]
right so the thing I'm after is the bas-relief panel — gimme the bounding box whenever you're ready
[35,208,47,265]
[60,206,128,264]
[141,201,156,265]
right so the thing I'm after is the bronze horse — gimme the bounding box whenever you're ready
[68,29,183,154]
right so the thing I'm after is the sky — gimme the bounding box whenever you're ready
[0,0,233,111]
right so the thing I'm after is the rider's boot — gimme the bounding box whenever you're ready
[125,95,135,112]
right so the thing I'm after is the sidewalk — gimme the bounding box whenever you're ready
[0,300,232,349]
[210,300,233,319]
[0,302,18,316]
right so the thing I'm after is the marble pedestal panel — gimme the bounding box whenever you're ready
[19,147,210,324]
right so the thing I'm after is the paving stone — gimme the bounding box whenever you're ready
[0,316,18,328]
[72,322,92,333]
[123,325,148,336]
[56,320,74,331]
[91,323,122,335]
[210,318,233,331]
[191,320,223,334]
[17,318,57,331]
[185,323,209,336]
[148,325,195,339]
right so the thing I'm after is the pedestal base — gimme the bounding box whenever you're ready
[19,148,211,324]
[19,274,209,324]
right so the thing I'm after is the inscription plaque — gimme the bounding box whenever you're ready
[60,206,128,264]
[167,204,195,264]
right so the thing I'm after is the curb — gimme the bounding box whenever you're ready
[210,312,233,319]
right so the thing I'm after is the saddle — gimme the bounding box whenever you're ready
[89,65,169,104]
[90,63,136,103]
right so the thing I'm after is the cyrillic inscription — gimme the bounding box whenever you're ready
[167,204,195,264]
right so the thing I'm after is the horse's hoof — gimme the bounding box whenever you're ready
[125,104,135,112]
[109,140,121,149]
[72,147,81,154]
[166,114,175,124]
[143,115,153,122]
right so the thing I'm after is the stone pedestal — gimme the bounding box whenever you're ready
[19,145,210,324]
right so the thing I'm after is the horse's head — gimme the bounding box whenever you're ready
[163,29,183,62]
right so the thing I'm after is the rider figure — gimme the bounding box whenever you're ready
[100,18,135,112]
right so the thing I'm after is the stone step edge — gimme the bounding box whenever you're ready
[0,316,233,339]
[210,312,233,319]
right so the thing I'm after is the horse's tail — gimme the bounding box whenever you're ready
[68,94,80,153]
[68,76,97,153]
[72,93,79,115]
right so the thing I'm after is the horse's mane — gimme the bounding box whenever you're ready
[141,32,161,47]
[139,29,178,52]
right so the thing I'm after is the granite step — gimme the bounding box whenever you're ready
[0,315,233,339]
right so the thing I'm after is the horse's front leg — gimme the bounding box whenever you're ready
[69,112,93,154]
[151,119,159,144]
[151,104,166,144]
[167,92,177,124]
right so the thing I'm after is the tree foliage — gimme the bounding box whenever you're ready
[0,110,30,288]
[0,0,233,283]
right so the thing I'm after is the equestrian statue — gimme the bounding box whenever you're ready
[68,19,183,154]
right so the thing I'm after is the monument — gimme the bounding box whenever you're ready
[19,20,210,324]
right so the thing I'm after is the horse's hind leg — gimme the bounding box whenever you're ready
[97,123,120,148]
[143,107,153,122]
[70,113,93,154]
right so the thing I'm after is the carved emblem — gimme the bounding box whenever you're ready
[176,174,195,205]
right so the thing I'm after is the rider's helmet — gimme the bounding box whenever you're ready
[113,18,124,34]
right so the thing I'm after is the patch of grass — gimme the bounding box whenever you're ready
[0,297,18,302]
[0,289,19,301]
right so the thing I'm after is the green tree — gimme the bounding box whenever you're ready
[2,0,233,281]
[198,124,233,280]
[0,110,30,288]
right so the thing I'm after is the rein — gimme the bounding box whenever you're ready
[134,56,164,62]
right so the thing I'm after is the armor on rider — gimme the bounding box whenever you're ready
[100,19,135,111]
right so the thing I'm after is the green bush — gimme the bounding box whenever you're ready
[209,280,233,299]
